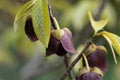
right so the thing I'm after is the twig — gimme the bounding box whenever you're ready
[60,40,93,80]
[60,0,109,79]
[64,54,73,80]
[48,4,58,30]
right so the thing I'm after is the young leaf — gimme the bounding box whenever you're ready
[14,9,31,32]
[102,34,117,64]
[102,31,120,55]
[88,11,108,35]
[32,0,50,47]
[97,31,120,63]
[14,0,35,31]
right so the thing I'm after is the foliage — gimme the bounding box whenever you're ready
[0,0,120,80]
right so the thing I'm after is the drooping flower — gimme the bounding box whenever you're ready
[76,67,103,80]
[46,28,77,56]
[84,43,108,73]
[24,17,76,56]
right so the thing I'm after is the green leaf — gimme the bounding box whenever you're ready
[15,0,35,20]
[88,11,108,35]
[32,0,50,47]
[14,11,30,32]
[99,31,120,63]
[102,33,117,64]
[102,31,120,55]
[14,0,35,31]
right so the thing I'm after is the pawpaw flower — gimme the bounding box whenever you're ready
[84,43,108,73]
[76,67,103,80]
[46,28,77,56]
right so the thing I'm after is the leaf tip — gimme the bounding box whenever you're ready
[88,11,93,22]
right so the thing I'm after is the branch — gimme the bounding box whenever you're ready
[60,40,93,80]
[60,0,109,79]
[48,4,59,30]
[64,54,73,80]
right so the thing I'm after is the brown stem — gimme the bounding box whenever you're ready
[64,54,73,80]
[48,4,59,30]
[60,40,93,80]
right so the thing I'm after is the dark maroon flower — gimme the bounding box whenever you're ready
[25,18,38,42]
[76,72,102,80]
[76,67,103,80]
[46,28,77,56]
[84,44,108,73]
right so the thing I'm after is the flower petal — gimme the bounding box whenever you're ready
[82,72,102,80]
[25,18,38,42]
[46,34,60,56]
[56,43,67,56]
[61,28,77,54]
[86,49,108,73]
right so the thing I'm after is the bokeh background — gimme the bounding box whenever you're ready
[0,0,120,80]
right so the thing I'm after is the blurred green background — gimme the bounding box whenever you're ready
[0,0,120,80]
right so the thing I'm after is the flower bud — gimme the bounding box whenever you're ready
[84,43,108,73]
[76,67,103,80]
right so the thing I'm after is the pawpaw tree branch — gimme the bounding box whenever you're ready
[74,0,109,47]
[60,40,93,80]
[64,54,73,80]
[60,0,109,79]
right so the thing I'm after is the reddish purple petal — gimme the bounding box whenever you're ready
[87,49,108,73]
[61,28,77,54]
[56,43,67,56]
[81,72,102,80]
[25,18,38,42]
[46,34,60,56]
[76,72,102,80]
